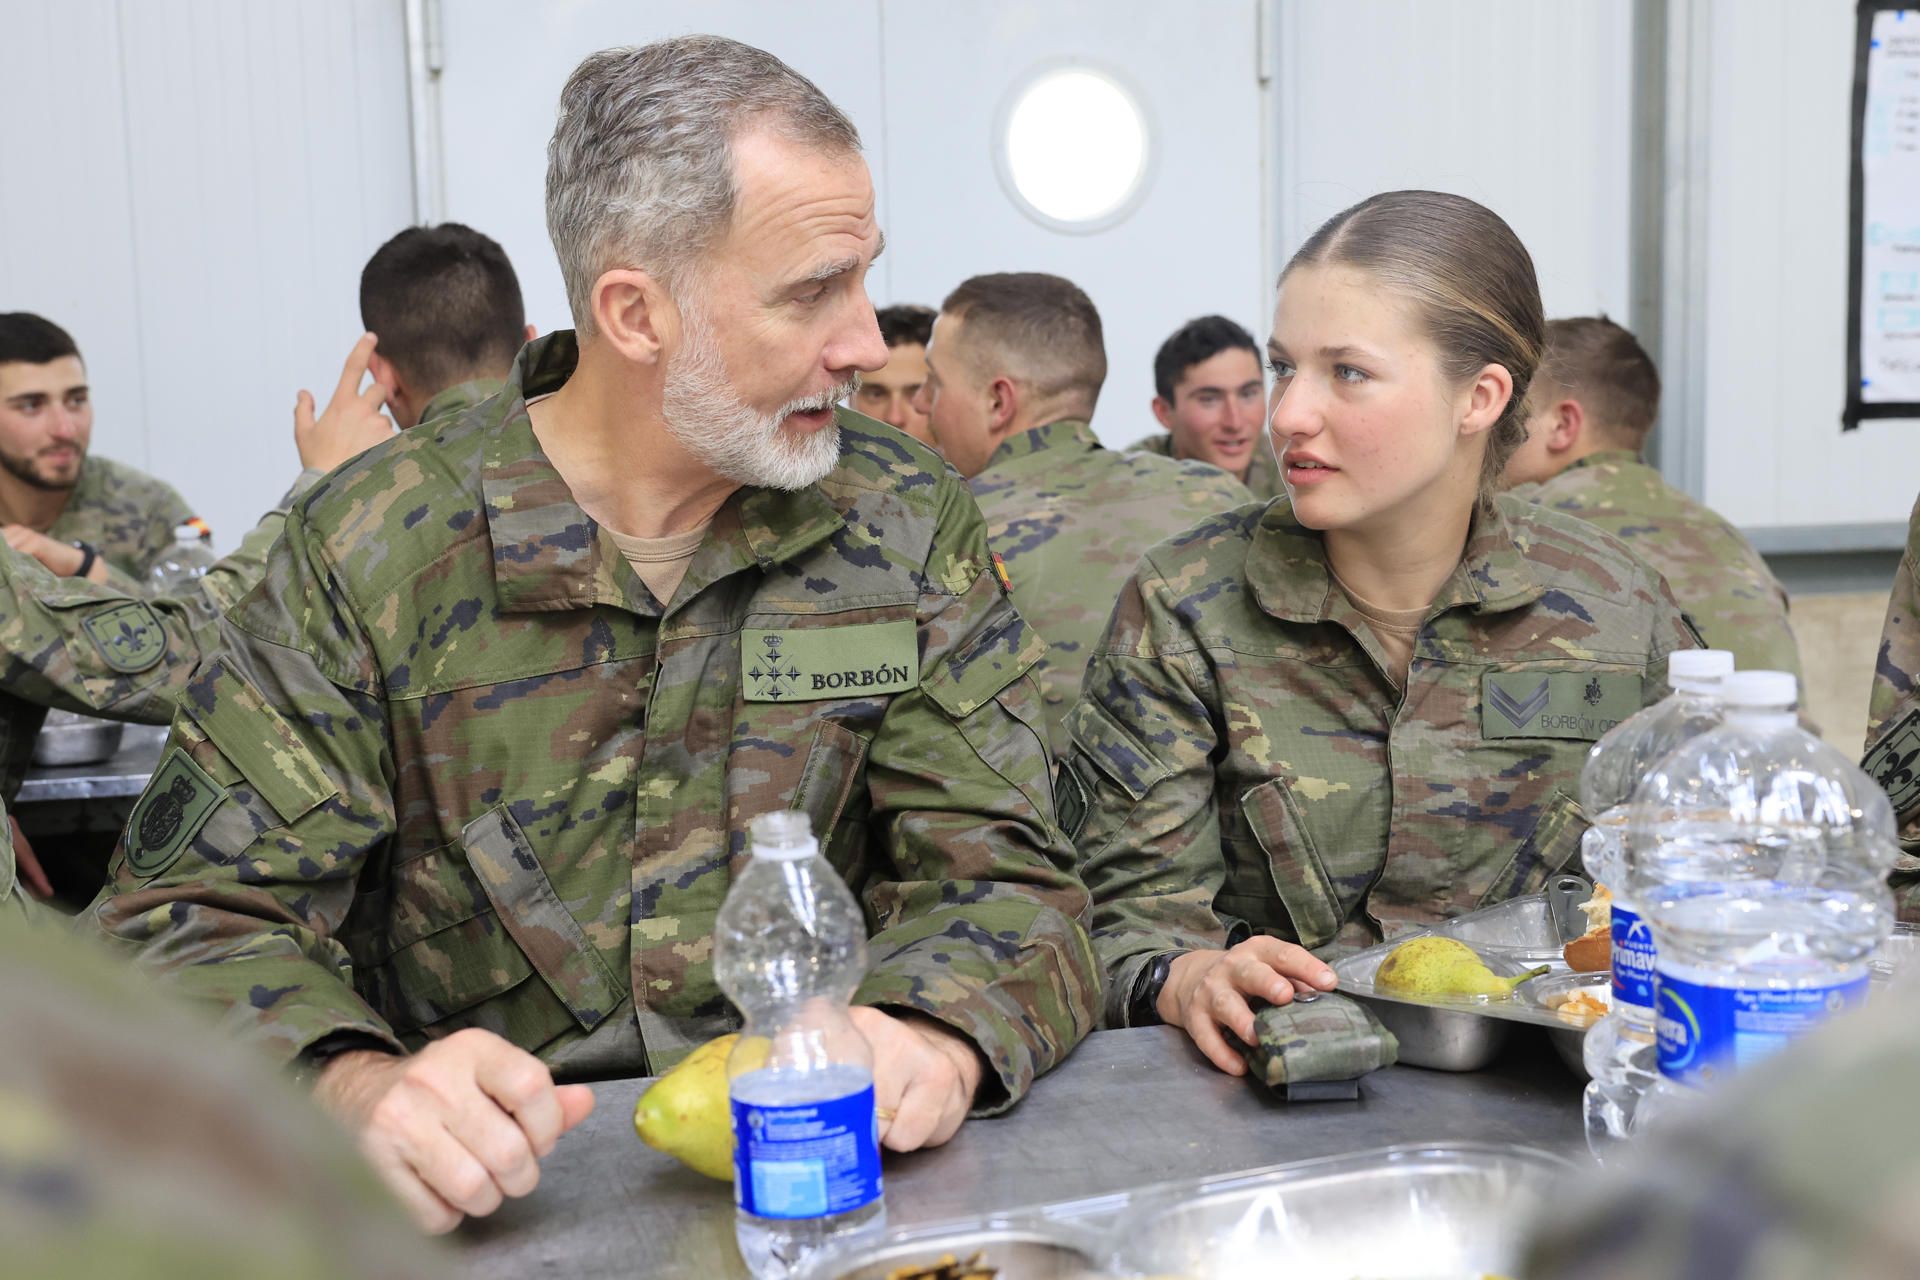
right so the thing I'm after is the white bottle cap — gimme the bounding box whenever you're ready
[1668,649,1733,692]
[749,810,818,861]
[1719,670,1796,710]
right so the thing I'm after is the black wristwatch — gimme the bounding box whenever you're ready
[291,1031,399,1089]
[1128,950,1183,1027]
[68,540,97,578]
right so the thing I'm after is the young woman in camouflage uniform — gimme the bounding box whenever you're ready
[1064,191,1698,1074]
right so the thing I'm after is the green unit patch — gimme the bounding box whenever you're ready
[1865,709,1920,819]
[1482,670,1641,741]
[81,600,167,674]
[124,748,224,879]
[742,621,918,702]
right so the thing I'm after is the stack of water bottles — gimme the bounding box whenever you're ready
[715,811,886,1279]
[1581,659,1900,1155]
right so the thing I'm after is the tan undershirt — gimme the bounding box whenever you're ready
[605,523,709,607]
[1331,569,1429,689]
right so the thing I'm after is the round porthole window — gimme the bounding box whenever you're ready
[996,65,1152,233]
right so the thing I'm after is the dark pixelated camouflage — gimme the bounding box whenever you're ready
[1066,495,1697,1025]
[1246,993,1398,1087]
[1868,496,1920,893]
[46,454,198,594]
[85,332,1098,1110]
[1130,429,1284,505]
[971,419,1249,749]
[1510,450,1800,680]
[1523,982,1920,1280]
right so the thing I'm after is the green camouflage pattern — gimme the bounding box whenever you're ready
[84,331,1098,1112]
[1067,494,1697,1025]
[971,419,1249,750]
[1130,428,1283,504]
[1867,496,1920,885]
[0,798,40,926]
[1246,992,1397,1087]
[46,454,198,594]
[1523,984,1920,1280]
[1510,449,1800,680]
[0,911,454,1280]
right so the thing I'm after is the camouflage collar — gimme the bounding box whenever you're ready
[1245,498,1543,624]
[1131,431,1176,457]
[483,331,847,616]
[982,419,1100,471]
[1565,448,1643,474]
[417,378,504,427]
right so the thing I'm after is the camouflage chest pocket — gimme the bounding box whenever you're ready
[1221,777,1348,951]
[371,804,624,1049]
[1476,788,1589,906]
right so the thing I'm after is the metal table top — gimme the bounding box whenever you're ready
[460,1023,1587,1278]
[17,723,167,803]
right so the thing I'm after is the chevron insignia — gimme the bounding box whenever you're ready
[1488,676,1552,728]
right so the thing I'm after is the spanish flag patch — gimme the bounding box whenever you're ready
[990,551,1014,595]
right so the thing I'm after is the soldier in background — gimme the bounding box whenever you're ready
[85,36,1097,1234]
[1505,315,1800,680]
[1134,314,1282,502]
[1068,192,1696,1076]
[915,272,1249,748]
[1865,493,1919,867]
[851,302,938,447]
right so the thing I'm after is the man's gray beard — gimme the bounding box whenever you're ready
[661,303,852,492]
[0,447,78,492]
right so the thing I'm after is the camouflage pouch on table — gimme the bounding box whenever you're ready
[1246,993,1398,1096]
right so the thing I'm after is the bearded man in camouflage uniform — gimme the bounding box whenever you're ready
[85,36,1098,1233]
[1505,315,1800,679]
[916,273,1249,750]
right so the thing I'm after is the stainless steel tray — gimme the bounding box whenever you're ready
[1109,1142,1573,1280]
[31,710,125,767]
[1519,969,1611,1077]
[1332,894,1589,1071]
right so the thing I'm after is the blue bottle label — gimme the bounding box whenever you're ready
[731,1084,882,1220]
[1610,903,1657,1012]
[1655,970,1868,1087]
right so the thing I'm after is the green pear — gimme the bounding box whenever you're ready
[1374,936,1548,1000]
[633,1033,768,1181]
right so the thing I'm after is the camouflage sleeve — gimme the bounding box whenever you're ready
[1868,502,1920,893]
[853,475,1100,1114]
[193,471,321,615]
[1632,551,1703,709]
[0,549,221,729]
[1064,556,1234,1027]
[81,503,403,1062]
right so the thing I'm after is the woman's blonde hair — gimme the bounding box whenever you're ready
[1282,191,1545,512]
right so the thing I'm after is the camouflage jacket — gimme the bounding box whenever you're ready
[1510,449,1800,680]
[1065,495,1697,1024]
[1866,494,1920,868]
[46,455,198,595]
[1130,429,1284,504]
[971,420,1249,751]
[85,332,1098,1110]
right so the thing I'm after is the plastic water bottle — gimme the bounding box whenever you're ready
[1631,671,1897,1123]
[715,811,885,1278]
[1579,648,1733,1158]
[147,519,216,590]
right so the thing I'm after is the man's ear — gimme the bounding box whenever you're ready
[987,374,1022,436]
[1547,397,1586,455]
[367,351,402,397]
[524,323,538,343]
[1151,395,1176,432]
[591,268,673,365]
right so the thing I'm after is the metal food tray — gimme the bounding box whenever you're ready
[799,1142,1574,1280]
[1332,893,1592,1072]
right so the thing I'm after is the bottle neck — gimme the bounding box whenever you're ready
[1724,708,1795,731]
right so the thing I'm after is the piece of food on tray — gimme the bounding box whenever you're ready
[1374,937,1549,1000]
[1563,882,1613,973]
[1547,988,1610,1026]
[884,1252,997,1280]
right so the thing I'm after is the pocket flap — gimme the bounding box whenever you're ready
[792,719,870,838]
[180,657,335,823]
[460,805,624,1032]
[921,610,1045,720]
[1478,788,1590,906]
[1242,777,1344,950]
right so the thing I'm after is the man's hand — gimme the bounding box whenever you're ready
[313,1027,596,1234]
[848,1006,984,1153]
[8,816,51,900]
[2,525,106,582]
[1158,938,1338,1075]
[294,332,395,474]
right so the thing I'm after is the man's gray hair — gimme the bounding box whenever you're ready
[545,35,861,333]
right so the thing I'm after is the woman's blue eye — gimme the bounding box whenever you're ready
[1335,364,1367,383]
[1267,359,1294,378]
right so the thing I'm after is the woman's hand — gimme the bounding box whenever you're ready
[1158,938,1338,1075]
